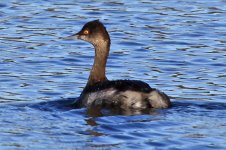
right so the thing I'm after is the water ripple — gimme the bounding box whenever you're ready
[0,0,226,149]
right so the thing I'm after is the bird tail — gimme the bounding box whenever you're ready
[147,89,171,108]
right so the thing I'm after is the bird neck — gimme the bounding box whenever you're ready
[86,40,110,87]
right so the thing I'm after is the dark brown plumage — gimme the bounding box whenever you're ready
[67,20,171,109]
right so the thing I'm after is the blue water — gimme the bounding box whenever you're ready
[1,0,226,149]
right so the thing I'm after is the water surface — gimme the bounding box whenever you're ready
[0,0,226,149]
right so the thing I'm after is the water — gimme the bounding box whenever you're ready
[0,0,226,149]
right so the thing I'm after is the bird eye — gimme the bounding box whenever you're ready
[83,30,89,35]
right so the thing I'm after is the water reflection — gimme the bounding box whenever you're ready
[86,106,162,117]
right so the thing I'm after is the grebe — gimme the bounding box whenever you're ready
[67,20,171,109]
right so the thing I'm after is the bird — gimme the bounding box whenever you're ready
[66,20,171,110]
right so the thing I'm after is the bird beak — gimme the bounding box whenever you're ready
[64,32,80,40]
